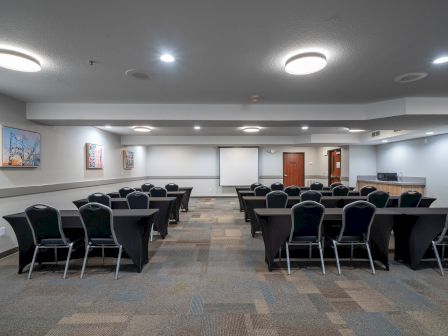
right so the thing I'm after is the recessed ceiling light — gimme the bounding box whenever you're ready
[0,49,41,72]
[160,54,175,63]
[433,56,448,65]
[381,139,388,143]
[242,126,261,133]
[284,52,327,75]
[132,126,152,133]
[301,126,309,130]
[426,131,434,135]
[194,125,201,130]
[394,72,428,83]
[104,125,112,129]
[348,129,365,133]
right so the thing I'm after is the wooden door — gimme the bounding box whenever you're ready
[328,149,341,185]
[283,153,305,187]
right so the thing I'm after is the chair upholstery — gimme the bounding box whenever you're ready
[270,182,284,191]
[330,182,342,190]
[284,186,301,197]
[367,191,390,208]
[165,183,179,191]
[266,191,288,208]
[399,191,422,207]
[87,193,111,207]
[150,187,167,197]
[250,183,262,191]
[118,187,135,198]
[300,190,322,203]
[141,183,154,192]
[332,185,349,196]
[310,182,324,190]
[360,185,377,196]
[126,191,150,209]
[254,185,271,196]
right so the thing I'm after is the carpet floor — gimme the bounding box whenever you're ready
[1,198,448,335]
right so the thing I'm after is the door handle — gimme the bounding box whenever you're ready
[284,174,288,177]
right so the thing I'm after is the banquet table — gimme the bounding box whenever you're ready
[3,209,158,274]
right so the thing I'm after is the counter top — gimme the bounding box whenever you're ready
[357,178,426,186]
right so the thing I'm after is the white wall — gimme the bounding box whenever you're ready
[376,134,448,206]
[348,145,377,187]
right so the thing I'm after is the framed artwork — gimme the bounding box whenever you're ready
[123,149,134,169]
[1,125,41,167]
[86,143,104,169]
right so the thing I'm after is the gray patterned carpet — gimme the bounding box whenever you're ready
[1,198,448,335]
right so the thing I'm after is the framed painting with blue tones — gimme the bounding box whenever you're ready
[1,125,41,167]
[86,143,104,169]
[123,149,134,169]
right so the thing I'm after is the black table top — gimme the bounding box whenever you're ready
[4,209,159,219]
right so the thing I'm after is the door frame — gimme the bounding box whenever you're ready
[282,152,305,186]
[327,148,341,186]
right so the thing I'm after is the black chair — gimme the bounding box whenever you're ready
[360,186,377,196]
[25,204,77,279]
[270,182,284,191]
[79,203,123,280]
[310,182,324,191]
[266,191,288,208]
[87,193,111,207]
[431,216,448,275]
[399,191,422,207]
[367,191,390,208]
[300,190,322,203]
[286,201,326,275]
[254,185,271,196]
[330,182,342,190]
[284,186,301,197]
[250,183,262,191]
[332,185,349,196]
[141,183,154,192]
[118,187,135,198]
[329,201,376,275]
[150,187,167,197]
[126,191,150,209]
[165,183,179,191]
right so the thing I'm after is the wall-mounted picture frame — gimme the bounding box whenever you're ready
[123,149,134,169]
[86,143,104,169]
[1,125,41,167]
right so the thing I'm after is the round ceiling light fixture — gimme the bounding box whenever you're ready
[348,129,365,133]
[194,125,201,130]
[284,52,327,75]
[125,69,150,80]
[0,49,41,72]
[242,126,261,133]
[394,72,428,83]
[301,125,309,130]
[132,126,152,133]
[160,54,175,63]
[433,56,448,65]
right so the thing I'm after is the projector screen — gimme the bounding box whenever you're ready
[219,147,259,186]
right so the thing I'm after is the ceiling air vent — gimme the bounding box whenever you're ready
[394,72,428,83]
[371,130,381,137]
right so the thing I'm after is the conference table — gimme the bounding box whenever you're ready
[254,207,447,272]
[132,187,194,212]
[3,209,158,274]
[108,190,185,223]
[73,197,175,238]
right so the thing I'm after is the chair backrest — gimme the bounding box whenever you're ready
[126,191,150,209]
[118,187,135,198]
[87,193,111,207]
[79,202,118,244]
[300,190,322,203]
[165,183,179,191]
[284,186,301,197]
[254,185,271,196]
[150,187,167,197]
[332,185,349,196]
[367,190,390,208]
[330,182,342,190]
[250,182,262,191]
[270,182,284,191]
[141,183,154,192]
[25,204,66,245]
[290,201,325,242]
[310,182,324,190]
[399,191,422,207]
[338,201,376,242]
[266,191,288,208]
[360,185,377,196]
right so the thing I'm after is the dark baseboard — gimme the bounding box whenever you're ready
[0,247,18,259]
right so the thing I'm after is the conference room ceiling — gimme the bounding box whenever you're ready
[1,1,448,104]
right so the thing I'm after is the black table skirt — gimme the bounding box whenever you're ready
[255,208,447,272]
[3,209,158,274]
[235,187,251,212]
[179,187,193,212]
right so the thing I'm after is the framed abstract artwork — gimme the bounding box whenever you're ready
[1,125,41,167]
[123,149,134,169]
[86,143,104,169]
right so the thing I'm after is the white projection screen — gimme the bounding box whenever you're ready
[219,147,259,186]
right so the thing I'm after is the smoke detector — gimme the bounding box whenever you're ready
[394,72,428,83]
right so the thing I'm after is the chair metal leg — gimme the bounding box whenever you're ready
[80,246,90,279]
[63,243,74,279]
[350,244,354,264]
[309,244,312,259]
[28,246,39,280]
[365,243,376,275]
[278,247,282,262]
[432,241,444,276]
[115,245,123,280]
[442,245,446,262]
[102,247,105,265]
[332,240,341,275]
[285,242,291,275]
[54,247,58,266]
[318,241,326,275]
[150,224,154,242]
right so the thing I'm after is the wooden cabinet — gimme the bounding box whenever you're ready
[357,180,425,196]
